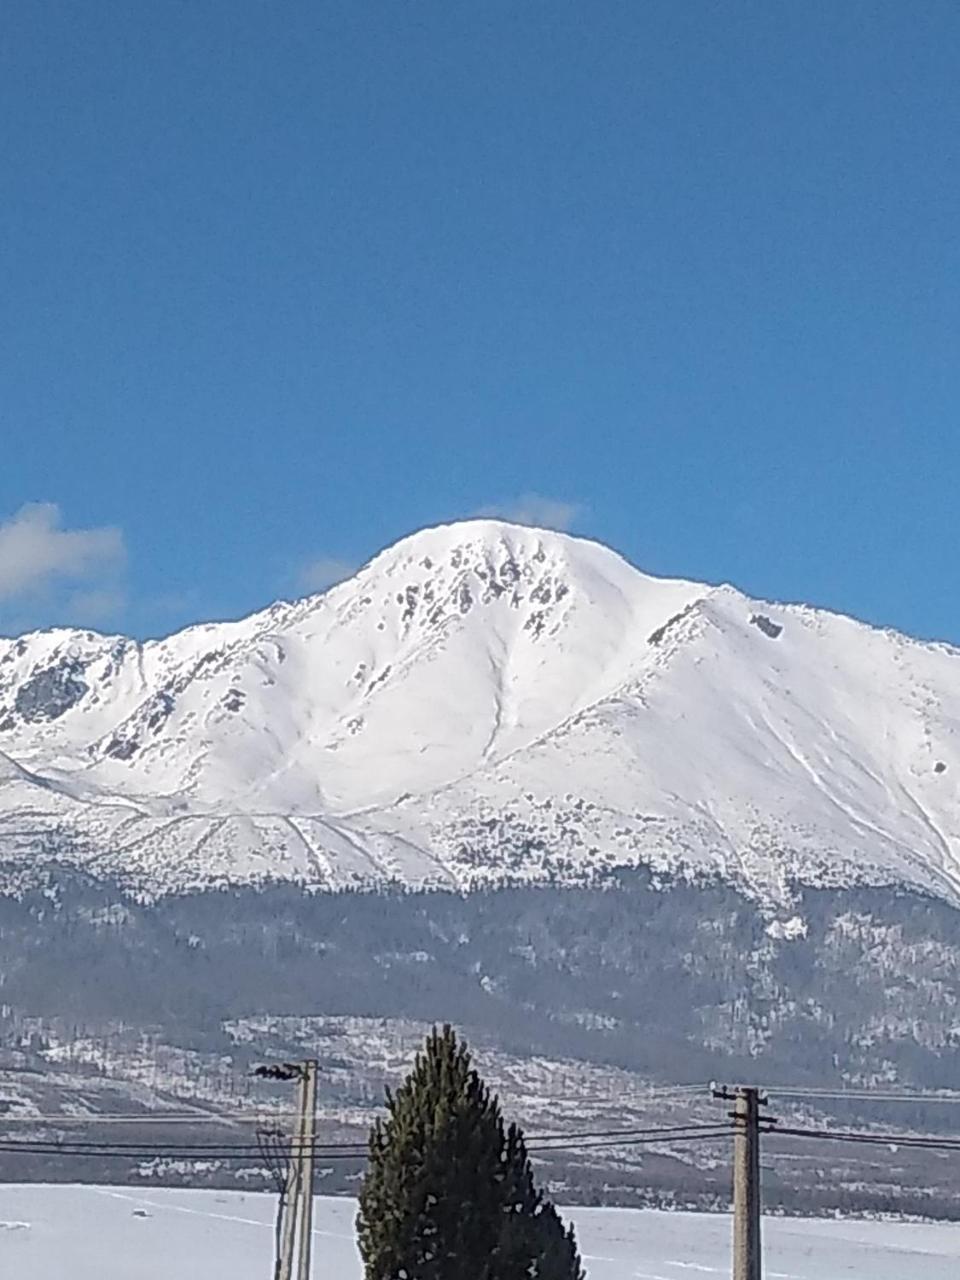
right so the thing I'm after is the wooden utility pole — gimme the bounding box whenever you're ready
[732,1087,762,1280]
[277,1153,300,1280]
[277,1065,307,1280]
[256,1060,319,1280]
[713,1084,765,1280]
[296,1060,318,1280]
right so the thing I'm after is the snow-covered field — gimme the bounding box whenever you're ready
[1,1184,957,1279]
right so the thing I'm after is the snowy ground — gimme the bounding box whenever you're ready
[0,1184,958,1279]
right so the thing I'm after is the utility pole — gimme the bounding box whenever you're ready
[296,1060,318,1280]
[278,1152,300,1280]
[255,1060,319,1280]
[732,1087,761,1280]
[278,1064,307,1280]
[713,1084,766,1280]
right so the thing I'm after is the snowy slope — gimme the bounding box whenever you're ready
[4,1186,960,1280]
[0,519,958,899]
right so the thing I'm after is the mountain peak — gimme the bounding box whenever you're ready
[0,524,958,904]
[338,518,641,602]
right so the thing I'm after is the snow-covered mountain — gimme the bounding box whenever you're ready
[1,519,958,900]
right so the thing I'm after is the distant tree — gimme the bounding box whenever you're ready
[356,1024,583,1280]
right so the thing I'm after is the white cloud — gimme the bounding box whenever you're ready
[0,503,126,604]
[475,493,582,532]
[299,555,358,593]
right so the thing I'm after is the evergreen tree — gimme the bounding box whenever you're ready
[495,1122,585,1280]
[356,1024,507,1280]
[356,1025,583,1280]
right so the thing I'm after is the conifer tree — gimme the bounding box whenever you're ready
[495,1122,585,1280]
[356,1025,584,1280]
[356,1024,507,1280]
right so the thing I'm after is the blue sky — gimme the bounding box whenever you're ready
[1,1,958,641]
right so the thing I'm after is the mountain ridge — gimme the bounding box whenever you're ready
[0,519,958,901]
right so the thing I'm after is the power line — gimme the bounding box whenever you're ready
[506,1121,733,1145]
[532,1130,733,1155]
[0,1112,311,1125]
[763,1087,960,1104]
[0,1126,727,1157]
[0,1140,368,1156]
[0,1121,734,1162]
[0,1143,362,1161]
[0,1121,733,1152]
[767,1123,960,1153]
[0,1135,733,1161]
